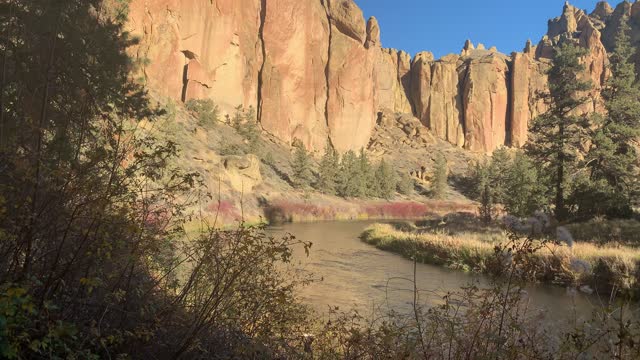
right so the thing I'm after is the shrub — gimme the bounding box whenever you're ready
[431,153,448,199]
[186,98,220,127]
[396,172,414,195]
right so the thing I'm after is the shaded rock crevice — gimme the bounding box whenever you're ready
[256,0,267,124]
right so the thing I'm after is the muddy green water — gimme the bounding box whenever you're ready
[269,221,599,323]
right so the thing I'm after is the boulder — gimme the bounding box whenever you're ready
[223,154,263,192]
[327,0,366,43]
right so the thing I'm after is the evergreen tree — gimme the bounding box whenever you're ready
[479,183,496,225]
[488,147,512,204]
[374,158,396,199]
[586,19,640,214]
[525,42,592,221]
[186,99,220,127]
[396,171,414,195]
[316,142,340,194]
[431,153,448,199]
[337,150,359,197]
[290,141,314,188]
[357,149,374,197]
[504,152,546,217]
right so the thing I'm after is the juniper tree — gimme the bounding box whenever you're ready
[374,158,396,199]
[488,147,512,204]
[587,19,640,212]
[316,142,340,195]
[186,98,220,127]
[504,151,546,217]
[290,141,314,188]
[357,149,374,197]
[337,150,359,197]
[431,153,448,199]
[479,183,496,225]
[396,171,414,195]
[525,42,592,221]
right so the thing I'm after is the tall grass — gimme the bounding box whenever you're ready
[361,223,640,293]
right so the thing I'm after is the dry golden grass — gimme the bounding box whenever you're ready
[362,223,640,291]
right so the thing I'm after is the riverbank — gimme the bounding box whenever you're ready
[360,222,640,296]
[261,197,477,224]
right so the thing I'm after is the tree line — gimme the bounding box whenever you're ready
[290,141,449,200]
[472,20,640,222]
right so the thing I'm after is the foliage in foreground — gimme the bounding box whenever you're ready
[2,0,640,358]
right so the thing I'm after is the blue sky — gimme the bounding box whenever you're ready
[357,0,609,58]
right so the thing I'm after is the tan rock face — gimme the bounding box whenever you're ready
[428,55,464,147]
[510,53,549,147]
[223,154,263,192]
[127,0,262,111]
[410,52,434,128]
[128,0,624,155]
[259,0,330,150]
[462,54,510,153]
[326,28,376,152]
[365,16,380,49]
[327,0,366,43]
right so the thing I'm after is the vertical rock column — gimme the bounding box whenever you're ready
[259,0,331,150]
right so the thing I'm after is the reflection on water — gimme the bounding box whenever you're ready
[268,221,598,324]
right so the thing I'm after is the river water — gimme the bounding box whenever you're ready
[268,221,598,323]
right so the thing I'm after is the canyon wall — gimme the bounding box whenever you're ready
[127,0,619,153]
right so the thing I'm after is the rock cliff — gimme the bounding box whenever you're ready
[126,0,628,153]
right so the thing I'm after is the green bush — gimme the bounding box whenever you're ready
[185,98,220,127]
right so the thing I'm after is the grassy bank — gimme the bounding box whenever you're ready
[361,223,640,295]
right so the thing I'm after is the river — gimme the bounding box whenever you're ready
[268,220,599,324]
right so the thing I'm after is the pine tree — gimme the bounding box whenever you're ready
[587,19,640,213]
[396,171,414,195]
[357,149,374,197]
[504,151,546,217]
[374,158,396,199]
[488,147,512,204]
[525,42,592,221]
[316,142,340,194]
[290,141,314,188]
[431,153,448,199]
[337,150,359,197]
[479,183,496,225]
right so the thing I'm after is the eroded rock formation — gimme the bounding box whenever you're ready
[127,0,627,153]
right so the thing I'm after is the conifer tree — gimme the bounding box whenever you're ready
[504,151,546,217]
[357,149,374,197]
[316,142,340,194]
[587,19,640,212]
[525,42,592,221]
[374,158,396,199]
[431,153,448,199]
[290,140,314,188]
[488,147,512,204]
[396,172,414,195]
[479,183,496,225]
[337,150,359,197]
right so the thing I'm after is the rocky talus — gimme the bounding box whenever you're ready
[127,0,627,153]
